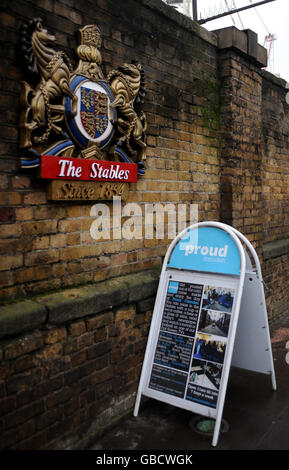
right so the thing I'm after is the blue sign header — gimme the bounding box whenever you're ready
[167,227,240,276]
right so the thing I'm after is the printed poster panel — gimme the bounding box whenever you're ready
[148,279,235,408]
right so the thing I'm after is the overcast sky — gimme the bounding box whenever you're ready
[198,0,289,82]
[168,0,289,82]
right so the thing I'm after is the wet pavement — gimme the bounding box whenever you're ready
[89,314,289,451]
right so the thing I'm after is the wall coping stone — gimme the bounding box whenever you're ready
[0,269,161,339]
[142,2,267,68]
[0,300,47,340]
[261,69,288,89]
[263,238,289,261]
[214,26,267,67]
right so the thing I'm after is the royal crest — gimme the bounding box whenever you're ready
[19,20,146,175]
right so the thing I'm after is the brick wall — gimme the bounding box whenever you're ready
[0,270,159,449]
[0,0,289,450]
[215,27,289,321]
[261,72,289,243]
[0,0,220,301]
[217,29,265,247]
[261,71,289,320]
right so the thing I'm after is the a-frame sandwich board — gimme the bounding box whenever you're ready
[134,221,276,447]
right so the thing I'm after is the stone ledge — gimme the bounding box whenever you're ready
[261,69,288,89]
[0,300,47,340]
[0,269,160,338]
[263,238,289,261]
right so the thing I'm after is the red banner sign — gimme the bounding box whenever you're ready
[40,155,138,183]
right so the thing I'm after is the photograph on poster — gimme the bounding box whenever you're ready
[202,285,235,313]
[189,358,222,391]
[198,309,231,338]
[193,333,226,364]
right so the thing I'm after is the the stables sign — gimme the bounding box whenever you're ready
[19,20,146,201]
[41,156,136,202]
[41,156,137,182]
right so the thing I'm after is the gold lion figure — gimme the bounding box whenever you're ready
[107,62,147,164]
[19,18,78,149]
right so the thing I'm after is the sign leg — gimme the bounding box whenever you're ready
[133,391,142,417]
[211,414,222,447]
[271,370,277,391]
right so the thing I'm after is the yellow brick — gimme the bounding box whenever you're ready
[60,244,102,261]
[110,252,127,265]
[44,327,67,345]
[32,236,50,250]
[141,192,161,203]
[23,192,47,205]
[93,271,107,282]
[66,233,81,245]
[52,263,66,277]
[121,239,143,251]
[50,233,66,248]
[25,249,59,266]
[23,220,57,236]
[7,192,22,205]
[0,224,22,238]
[15,265,51,283]
[15,207,33,221]
[0,254,23,271]
[58,218,91,233]
[66,205,91,217]
[147,181,166,191]
[102,240,122,254]
[115,306,135,322]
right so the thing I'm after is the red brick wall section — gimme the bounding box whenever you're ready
[0,270,159,450]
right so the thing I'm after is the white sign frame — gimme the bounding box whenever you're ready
[224,224,276,390]
[134,221,276,447]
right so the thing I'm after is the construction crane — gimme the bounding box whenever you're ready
[263,33,276,72]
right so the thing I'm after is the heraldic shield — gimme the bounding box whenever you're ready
[65,77,116,150]
[19,21,147,175]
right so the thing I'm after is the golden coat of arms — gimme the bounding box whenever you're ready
[19,18,147,199]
